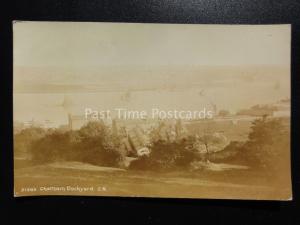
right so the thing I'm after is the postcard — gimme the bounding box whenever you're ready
[13,22,291,200]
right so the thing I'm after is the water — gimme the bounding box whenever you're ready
[14,84,288,127]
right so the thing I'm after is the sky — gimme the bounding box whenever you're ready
[13,22,291,125]
[13,22,291,68]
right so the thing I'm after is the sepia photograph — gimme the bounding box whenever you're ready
[13,22,291,200]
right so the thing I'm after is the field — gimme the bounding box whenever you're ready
[14,161,291,200]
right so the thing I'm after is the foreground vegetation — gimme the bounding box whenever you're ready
[14,117,290,173]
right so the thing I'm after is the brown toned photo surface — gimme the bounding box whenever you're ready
[13,22,291,200]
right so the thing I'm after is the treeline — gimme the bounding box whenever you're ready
[14,117,289,172]
[130,117,289,172]
[15,122,125,167]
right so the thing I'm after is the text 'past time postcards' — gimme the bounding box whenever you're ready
[13,22,292,200]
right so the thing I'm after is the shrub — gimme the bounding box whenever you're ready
[128,155,152,170]
[129,137,199,171]
[14,127,47,156]
[209,141,244,163]
[30,130,74,163]
[30,121,125,167]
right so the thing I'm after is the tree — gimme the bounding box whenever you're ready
[75,121,124,167]
[245,116,289,170]
[248,116,284,147]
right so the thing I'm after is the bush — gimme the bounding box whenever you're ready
[209,141,244,163]
[128,155,152,170]
[31,130,74,163]
[129,137,199,171]
[30,121,124,167]
[14,127,47,156]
